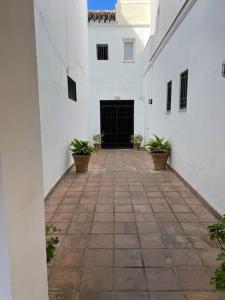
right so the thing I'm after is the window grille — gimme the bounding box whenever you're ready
[180,70,188,109]
[67,76,77,101]
[166,81,172,112]
[97,44,108,60]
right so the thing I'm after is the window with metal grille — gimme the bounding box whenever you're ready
[166,81,172,112]
[97,44,108,60]
[180,70,188,110]
[67,76,77,101]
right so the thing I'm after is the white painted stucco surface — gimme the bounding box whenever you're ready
[0,0,48,298]
[35,0,90,195]
[143,0,225,214]
[89,24,150,139]
[116,0,151,25]
[151,0,186,43]
[0,160,12,300]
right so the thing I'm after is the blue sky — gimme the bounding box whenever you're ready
[88,0,116,10]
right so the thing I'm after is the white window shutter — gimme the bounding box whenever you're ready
[124,41,134,61]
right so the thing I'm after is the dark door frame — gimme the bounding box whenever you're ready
[100,100,134,149]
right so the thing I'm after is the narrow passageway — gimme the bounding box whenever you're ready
[46,150,222,300]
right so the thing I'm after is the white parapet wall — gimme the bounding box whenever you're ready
[116,0,151,25]
[34,0,90,196]
[143,0,225,214]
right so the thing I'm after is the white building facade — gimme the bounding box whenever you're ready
[88,0,150,147]
[142,0,225,214]
[1,0,225,298]
[35,0,90,195]
[0,0,89,298]
[88,0,225,215]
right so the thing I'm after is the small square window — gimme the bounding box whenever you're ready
[180,70,188,110]
[97,44,108,60]
[67,76,77,101]
[123,40,134,61]
[166,81,172,112]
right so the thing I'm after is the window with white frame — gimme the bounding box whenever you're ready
[123,39,135,62]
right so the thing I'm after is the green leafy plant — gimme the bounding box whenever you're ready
[70,139,95,155]
[208,216,225,291]
[93,133,104,144]
[145,134,171,153]
[46,224,60,263]
[130,134,143,144]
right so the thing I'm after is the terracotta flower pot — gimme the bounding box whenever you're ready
[73,154,91,173]
[94,143,101,151]
[133,143,141,151]
[151,152,169,170]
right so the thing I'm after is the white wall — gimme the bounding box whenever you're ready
[34,0,89,195]
[151,0,186,46]
[0,0,48,298]
[89,24,150,138]
[143,0,225,214]
[116,0,151,25]
[0,160,12,300]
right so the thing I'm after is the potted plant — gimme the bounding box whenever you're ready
[93,133,104,151]
[145,135,171,170]
[70,139,95,173]
[208,216,225,291]
[130,134,143,150]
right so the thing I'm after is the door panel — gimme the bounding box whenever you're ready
[100,100,134,148]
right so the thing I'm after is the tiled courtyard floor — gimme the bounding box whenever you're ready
[46,150,224,300]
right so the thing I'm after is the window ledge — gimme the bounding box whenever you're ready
[122,60,135,63]
[179,108,187,112]
[165,111,171,114]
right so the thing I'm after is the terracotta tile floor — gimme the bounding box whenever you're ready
[46,150,224,300]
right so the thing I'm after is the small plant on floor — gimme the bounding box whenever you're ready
[145,134,171,170]
[46,224,60,263]
[130,134,143,150]
[208,215,225,291]
[93,133,104,151]
[70,139,96,173]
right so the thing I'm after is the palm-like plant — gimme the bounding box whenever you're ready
[93,133,104,144]
[70,139,95,155]
[130,134,143,144]
[145,135,171,153]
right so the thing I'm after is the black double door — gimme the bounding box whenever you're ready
[100,100,134,148]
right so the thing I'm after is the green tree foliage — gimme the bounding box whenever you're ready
[208,215,225,291]
[46,224,60,263]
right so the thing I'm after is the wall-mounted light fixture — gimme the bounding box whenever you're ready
[222,61,225,78]
[148,99,153,105]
